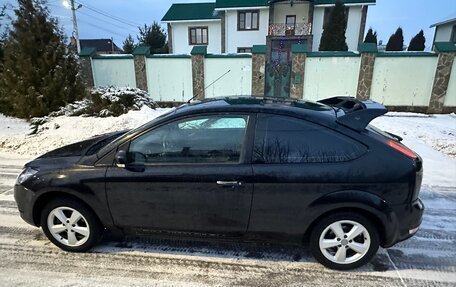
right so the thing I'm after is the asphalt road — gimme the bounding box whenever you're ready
[1,163,455,286]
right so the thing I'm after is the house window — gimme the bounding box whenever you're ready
[238,10,259,31]
[238,47,252,53]
[189,27,208,45]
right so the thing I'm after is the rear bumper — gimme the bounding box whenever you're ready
[383,198,424,248]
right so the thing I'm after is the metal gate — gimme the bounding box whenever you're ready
[264,63,291,98]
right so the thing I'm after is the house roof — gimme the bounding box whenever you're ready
[79,39,122,52]
[162,3,220,22]
[430,12,456,28]
[215,0,268,9]
[314,0,376,5]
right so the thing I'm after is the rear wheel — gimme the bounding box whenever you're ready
[40,198,103,252]
[310,212,379,270]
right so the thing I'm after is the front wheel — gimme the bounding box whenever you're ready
[40,198,103,252]
[310,212,379,270]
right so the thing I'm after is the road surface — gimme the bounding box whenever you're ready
[1,161,455,286]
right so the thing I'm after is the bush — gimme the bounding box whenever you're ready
[49,87,158,117]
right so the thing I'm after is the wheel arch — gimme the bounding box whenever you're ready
[32,191,102,227]
[303,190,398,247]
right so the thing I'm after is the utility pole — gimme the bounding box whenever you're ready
[70,0,82,54]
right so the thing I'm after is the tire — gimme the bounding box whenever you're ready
[310,212,379,270]
[40,198,103,252]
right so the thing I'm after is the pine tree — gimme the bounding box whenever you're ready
[137,22,168,54]
[385,27,404,51]
[0,5,8,63]
[122,34,136,54]
[408,30,426,51]
[0,0,86,118]
[319,1,348,51]
[364,28,377,45]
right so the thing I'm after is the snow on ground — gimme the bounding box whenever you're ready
[0,106,172,158]
[0,110,455,187]
[371,112,456,188]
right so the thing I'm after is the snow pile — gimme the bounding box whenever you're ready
[0,106,172,157]
[48,87,158,117]
[371,112,456,158]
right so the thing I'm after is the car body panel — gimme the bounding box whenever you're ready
[14,97,424,250]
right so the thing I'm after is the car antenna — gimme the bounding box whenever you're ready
[187,70,231,103]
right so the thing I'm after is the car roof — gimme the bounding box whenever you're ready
[173,96,336,122]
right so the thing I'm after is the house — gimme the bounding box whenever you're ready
[430,13,456,50]
[77,38,123,54]
[162,0,376,57]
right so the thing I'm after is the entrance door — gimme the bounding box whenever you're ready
[265,39,292,98]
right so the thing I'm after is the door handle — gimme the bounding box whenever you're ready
[216,181,243,187]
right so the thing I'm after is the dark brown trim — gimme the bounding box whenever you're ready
[285,15,297,36]
[238,10,260,31]
[358,6,368,46]
[188,26,209,46]
[220,11,226,53]
[167,23,173,54]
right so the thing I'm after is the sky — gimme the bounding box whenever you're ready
[1,0,455,50]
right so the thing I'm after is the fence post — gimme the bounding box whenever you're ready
[79,47,96,87]
[251,45,266,96]
[191,46,207,100]
[428,42,456,113]
[290,44,307,99]
[356,43,377,100]
[132,46,150,92]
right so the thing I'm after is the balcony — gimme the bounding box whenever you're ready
[268,23,312,37]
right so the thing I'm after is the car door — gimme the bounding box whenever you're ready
[105,113,254,235]
[248,113,367,238]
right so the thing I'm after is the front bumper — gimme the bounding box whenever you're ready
[14,184,37,226]
[383,198,424,247]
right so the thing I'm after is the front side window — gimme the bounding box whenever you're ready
[238,10,259,31]
[189,27,208,45]
[253,114,366,164]
[129,115,248,164]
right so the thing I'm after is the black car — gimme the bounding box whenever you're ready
[14,96,424,270]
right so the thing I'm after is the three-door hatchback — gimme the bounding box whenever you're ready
[15,96,424,270]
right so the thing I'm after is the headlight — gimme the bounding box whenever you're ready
[16,167,39,185]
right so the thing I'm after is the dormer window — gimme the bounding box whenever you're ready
[238,10,259,31]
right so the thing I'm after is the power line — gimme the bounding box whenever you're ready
[75,0,141,28]
[78,18,129,39]
[78,10,137,35]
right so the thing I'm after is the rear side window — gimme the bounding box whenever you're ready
[253,114,366,163]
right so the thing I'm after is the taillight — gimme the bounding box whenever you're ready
[387,139,417,159]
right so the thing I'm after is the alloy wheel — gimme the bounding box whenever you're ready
[318,220,371,265]
[47,206,90,247]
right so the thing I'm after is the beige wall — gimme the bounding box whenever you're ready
[303,56,361,101]
[92,58,136,88]
[146,57,193,102]
[370,56,438,106]
[204,57,252,98]
[444,59,456,107]
[272,1,310,24]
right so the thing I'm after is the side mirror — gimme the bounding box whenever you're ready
[115,150,128,167]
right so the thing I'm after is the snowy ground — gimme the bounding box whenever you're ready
[0,110,455,286]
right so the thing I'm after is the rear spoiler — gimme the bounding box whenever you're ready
[318,97,388,131]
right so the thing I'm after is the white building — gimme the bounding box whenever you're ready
[162,0,376,57]
[430,13,456,50]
